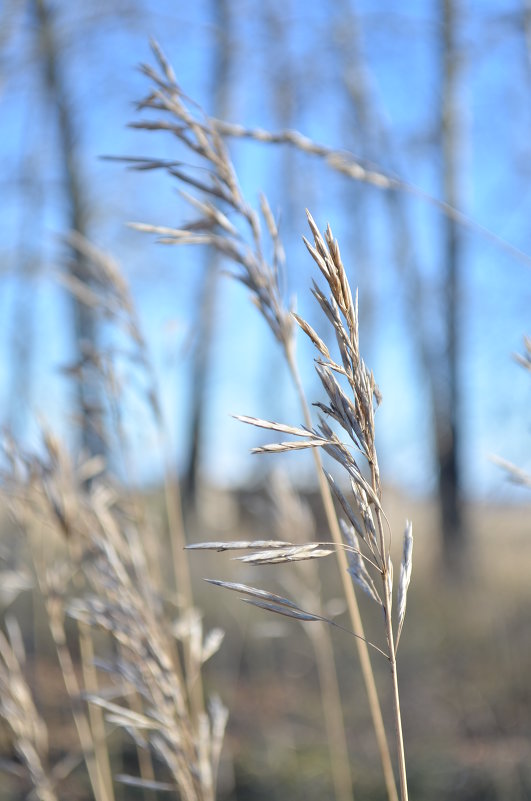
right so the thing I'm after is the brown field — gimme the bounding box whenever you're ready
[1,486,529,801]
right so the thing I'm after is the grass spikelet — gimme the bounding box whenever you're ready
[341,521,382,606]
[396,522,413,650]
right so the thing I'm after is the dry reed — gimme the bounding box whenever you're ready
[125,41,399,801]
[0,619,58,801]
[0,233,227,800]
[189,212,413,800]
[2,415,227,801]
[0,40,425,801]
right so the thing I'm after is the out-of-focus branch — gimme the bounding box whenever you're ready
[439,0,464,569]
[208,119,531,270]
[184,0,232,512]
[33,0,103,458]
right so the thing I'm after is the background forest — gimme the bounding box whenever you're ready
[0,1,530,800]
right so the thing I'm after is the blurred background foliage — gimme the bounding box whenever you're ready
[1,0,530,502]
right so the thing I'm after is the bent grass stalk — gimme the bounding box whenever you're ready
[190,213,413,800]
[208,119,531,270]
[299,212,411,799]
[127,43,398,800]
[285,342,398,801]
[0,620,58,801]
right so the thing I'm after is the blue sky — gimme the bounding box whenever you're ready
[1,0,530,500]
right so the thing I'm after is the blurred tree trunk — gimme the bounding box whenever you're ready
[439,0,464,570]
[334,0,375,343]
[183,0,231,509]
[336,0,467,572]
[524,0,531,74]
[33,0,104,459]
[259,0,298,447]
[7,154,42,435]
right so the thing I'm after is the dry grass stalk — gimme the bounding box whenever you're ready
[190,213,413,800]
[124,41,293,354]
[128,43,398,800]
[68,515,228,801]
[61,233,203,722]
[0,619,58,801]
[46,578,115,801]
[283,212,412,799]
[208,119,531,269]
[2,440,127,801]
[2,435,227,801]
[2,435,114,801]
[1,226,228,800]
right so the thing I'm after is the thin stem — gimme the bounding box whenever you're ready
[306,622,355,801]
[286,346,399,801]
[127,692,158,801]
[78,624,115,801]
[383,595,408,801]
[47,601,111,801]
[161,455,206,724]
[374,493,408,801]
[211,117,531,270]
